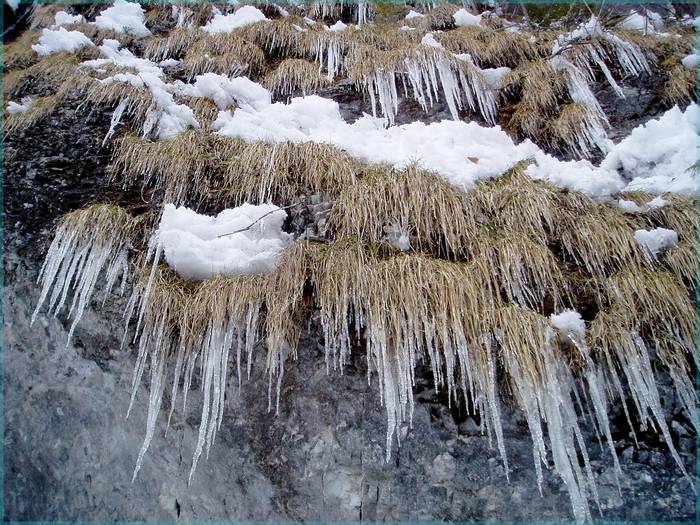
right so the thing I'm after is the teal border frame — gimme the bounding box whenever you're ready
[0,0,698,523]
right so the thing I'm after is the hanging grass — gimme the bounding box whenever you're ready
[327,165,479,258]
[220,140,359,204]
[181,32,267,79]
[263,58,331,97]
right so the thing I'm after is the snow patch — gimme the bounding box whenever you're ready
[93,0,151,37]
[453,9,482,27]
[616,199,643,213]
[6,96,34,114]
[202,5,267,33]
[634,228,679,258]
[183,73,271,110]
[53,11,85,26]
[155,203,292,281]
[602,104,697,195]
[32,27,94,56]
[405,10,424,20]
[550,310,586,338]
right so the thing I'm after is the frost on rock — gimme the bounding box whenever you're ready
[93,0,151,37]
[202,5,267,33]
[32,27,94,56]
[634,228,679,259]
[152,203,292,281]
[602,104,698,195]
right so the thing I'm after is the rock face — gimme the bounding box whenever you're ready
[3,48,697,525]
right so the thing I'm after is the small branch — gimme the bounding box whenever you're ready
[217,202,299,238]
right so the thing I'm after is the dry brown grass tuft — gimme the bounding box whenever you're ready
[83,78,154,131]
[646,195,696,239]
[263,58,330,96]
[606,266,694,350]
[4,94,62,135]
[664,240,696,289]
[111,131,243,205]
[4,29,43,69]
[437,25,542,68]
[472,162,557,242]
[470,234,567,310]
[221,140,359,204]
[4,52,82,98]
[550,102,607,157]
[662,64,696,105]
[327,165,479,258]
[238,17,313,59]
[144,27,202,62]
[182,32,267,79]
[555,198,644,278]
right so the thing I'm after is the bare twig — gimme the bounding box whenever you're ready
[217,201,299,238]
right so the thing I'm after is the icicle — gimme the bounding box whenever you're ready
[102,98,129,146]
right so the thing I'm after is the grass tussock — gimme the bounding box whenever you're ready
[111,131,242,205]
[645,195,696,239]
[30,4,70,29]
[4,53,82,98]
[664,240,696,289]
[662,64,696,105]
[182,32,267,79]
[84,78,154,131]
[4,94,62,135]
[437,25,542,68]
[555,198,643,278]
[327,165,479,258]
[4,29,43,70]
[263,59,330,96]
[221,140,359,203]
[238,17,314,59]
[472,163,557,242]
[606,266,694,350]
[144,27,202,62]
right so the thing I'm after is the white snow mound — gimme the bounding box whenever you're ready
[634,228,679,258]
[202,5,267,33]
[93,0,151,37]
[155,203,292,281]
[32,27,93,56]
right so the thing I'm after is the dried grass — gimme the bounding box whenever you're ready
[555,197,644,278]
[327,165,479,258]
[221,140,359,204]
[182,32,267,79]
[664,240,696,289]
[646,195,696,239]
[111,131,242,205]
[144,27,202,62]
[263,58,330,96]
[238,17,313,59]
[4,53,82,98]
[662,64,696,105]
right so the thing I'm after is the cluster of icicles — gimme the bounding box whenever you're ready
[312,15,650,157]
[32,216,695,523]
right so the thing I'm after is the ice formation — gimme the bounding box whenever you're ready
[93,0,151,37]
[31,27,94,56]
[84,41,199,139]
[31,207,133,345]
[151,203,292,281]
